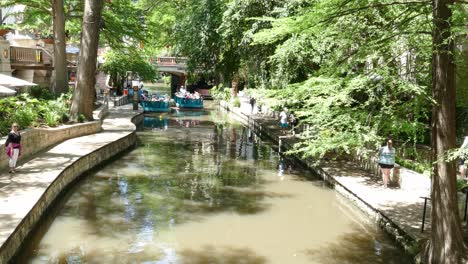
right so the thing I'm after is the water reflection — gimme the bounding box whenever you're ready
[18,110,412,264]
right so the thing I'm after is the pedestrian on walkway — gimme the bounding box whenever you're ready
[5,123,22,173]
[289,113,299,136]
[459,136,468,177]
[378,139,395,188]
[279,107,289,133]
[249,97,256,113]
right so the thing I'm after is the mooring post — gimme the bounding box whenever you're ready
[279,138,282,153]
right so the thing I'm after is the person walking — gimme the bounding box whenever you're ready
[279,107,289,133]
[289,113,299,136]
[249,97,256,113]
[5,123,22,173]
[378,139,395,188]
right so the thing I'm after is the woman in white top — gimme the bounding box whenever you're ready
[378,139,396,188]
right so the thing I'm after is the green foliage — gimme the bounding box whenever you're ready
[395,157,430,176]
[211,84,231,102]
[77,114,86,123]
[232,97,241,107]
[172,0,228,78]
[457,179,468,192]
[102,49,157,89]
[30,86,55,100]
[0,93,72,135]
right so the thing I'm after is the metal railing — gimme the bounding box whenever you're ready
[155,57,188,66]
[10,46,53,65]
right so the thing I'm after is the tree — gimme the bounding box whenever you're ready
[1,0,69,95]
[424,0,466,262]
[173,0,228,83]
[51,0,68,95]
[69,0,103,121]
[101,49,157,93]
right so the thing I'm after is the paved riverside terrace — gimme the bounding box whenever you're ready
[229,98,468,247]
[0,104,142,262]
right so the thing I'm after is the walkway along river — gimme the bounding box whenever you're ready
[16,104,412,263]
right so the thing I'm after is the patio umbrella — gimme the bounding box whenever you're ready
[0,73,37,87]
[0,85,17,97]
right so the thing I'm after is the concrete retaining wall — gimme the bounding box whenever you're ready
[0,121,102,169]
[0,113,142,263]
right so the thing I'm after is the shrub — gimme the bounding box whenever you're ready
[30,86,55,100]
[77,114,86,123]
[211,84,232,102]
[0,92,72,136]
[43,111,60,127]
[232,97,241,107]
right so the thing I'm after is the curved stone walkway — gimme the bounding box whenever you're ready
[0,104,142,262]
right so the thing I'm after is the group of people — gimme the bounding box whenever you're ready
[142,92,170,103]
[175,86,202,100]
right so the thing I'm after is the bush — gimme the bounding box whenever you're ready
[43,111,61,127]
[232,97,241,107]
[30,86,55,100]
[211,84,232,102]
[77,114,86,123]
[0,93,72,136]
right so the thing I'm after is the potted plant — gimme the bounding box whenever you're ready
[0,24,13,37]
[38,33,54,44]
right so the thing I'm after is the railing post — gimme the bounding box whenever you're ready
[420,196,430,233]
[463,187,468,222]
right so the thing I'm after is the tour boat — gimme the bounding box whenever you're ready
[174,96,203,109]
[140,98,170,112]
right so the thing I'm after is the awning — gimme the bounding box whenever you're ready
[0,85,17,96]
[0,74,37,87]
[66,46,80,54]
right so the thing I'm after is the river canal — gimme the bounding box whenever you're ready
[18,104,412,263]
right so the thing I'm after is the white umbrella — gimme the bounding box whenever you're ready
[0,73,37,87]
[0,85,17,97]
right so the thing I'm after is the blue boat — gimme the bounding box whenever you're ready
[140,100,170,112]
[174,96,203,109]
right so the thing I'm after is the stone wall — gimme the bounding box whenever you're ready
[0,121,102,169]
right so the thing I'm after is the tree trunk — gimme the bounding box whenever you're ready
[425,0,466,263]
[51,0,68,95]
[69,0,103,121]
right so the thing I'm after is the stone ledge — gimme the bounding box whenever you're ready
[0,102,111,171]
[0,121,102,170]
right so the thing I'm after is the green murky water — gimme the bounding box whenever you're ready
[17,105,412,264]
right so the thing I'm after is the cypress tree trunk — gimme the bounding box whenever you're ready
[69,0,103,121]
[425,0,466,262]
[51,0,68,95]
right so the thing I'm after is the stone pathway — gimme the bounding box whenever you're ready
[0,104,141,261]
[232,98,468,245]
